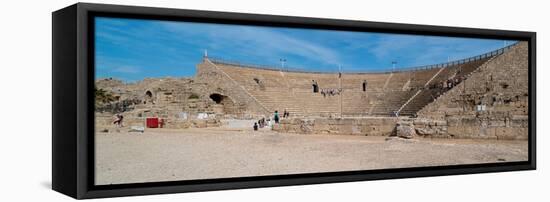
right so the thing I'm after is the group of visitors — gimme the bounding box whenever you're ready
[252,110,290,131]
[443,76,463,89]
[282,109,290,118]
[320,88,342,97]
[258,117,269,128]
[254,118,270,131]
[429,76,464,91]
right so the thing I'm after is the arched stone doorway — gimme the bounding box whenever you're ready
[209,93,224,104]
[209,93,236,114]
[144,90,155,104]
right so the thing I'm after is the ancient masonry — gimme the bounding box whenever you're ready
[415,42,529,139]
[95,42,528,139]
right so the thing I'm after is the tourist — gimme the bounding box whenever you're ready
[258,119,263,128]
[274,110,279,124]
[260,117,265,128]
[283,109,288,118]
[253,122,258,131]
[113,113,124,127]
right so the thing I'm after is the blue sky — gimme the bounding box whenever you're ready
[95,17,515,82]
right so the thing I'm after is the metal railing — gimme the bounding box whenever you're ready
[206,42,518,74]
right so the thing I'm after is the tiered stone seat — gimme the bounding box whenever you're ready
[215,64,306,116]
[399,89,438,116]
[209,56,492,117]
[398,57,493,116]
[455,58,491,78]
[342,91,371,116]
[340,73,389,91]
[385,72,412,90]
[370,90,416,116]
[409,68,440,88]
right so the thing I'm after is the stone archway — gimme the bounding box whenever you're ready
[145,90,153,98]
[209,93,236,114]
[209,93,224,104]
[144,90,155,104]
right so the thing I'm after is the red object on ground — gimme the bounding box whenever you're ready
[146,117,159,128]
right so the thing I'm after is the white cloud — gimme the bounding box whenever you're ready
[112,66,141,74]
[160,22,343,66]
[368,34,421,59]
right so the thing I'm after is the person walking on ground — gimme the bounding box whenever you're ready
[113,113,124,127]
[253,122,258,131]
[258,119,262,128]
[274,110,279,124]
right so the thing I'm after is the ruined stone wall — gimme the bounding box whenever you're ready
[196,58,271,117]
[94,75,232,130]
[273,117,400,136]
[95,113,221,132]
[416,42,529,140]
[95,77,219,116]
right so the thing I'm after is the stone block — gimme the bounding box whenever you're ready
[396,124,416,139]
[193,119,207,128]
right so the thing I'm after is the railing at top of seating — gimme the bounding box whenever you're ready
[207,42,518,74]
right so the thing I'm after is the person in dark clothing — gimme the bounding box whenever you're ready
[274,110,279,124]
[253,122,258,131]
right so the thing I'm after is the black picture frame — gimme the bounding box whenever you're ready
[52,2,536,199]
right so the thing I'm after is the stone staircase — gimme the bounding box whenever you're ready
[398,56,495,116]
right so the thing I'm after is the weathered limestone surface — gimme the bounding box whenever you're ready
[394,121,416,139]
[95,71,229,130]
[196,59,271,117]
[273,118,399,136]
[416,42,529,140]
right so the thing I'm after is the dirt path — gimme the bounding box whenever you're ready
[95,128,527,185]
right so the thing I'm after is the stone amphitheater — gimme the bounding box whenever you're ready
[95,41,528,140]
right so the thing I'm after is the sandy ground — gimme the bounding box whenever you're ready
[95,125,528,185]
